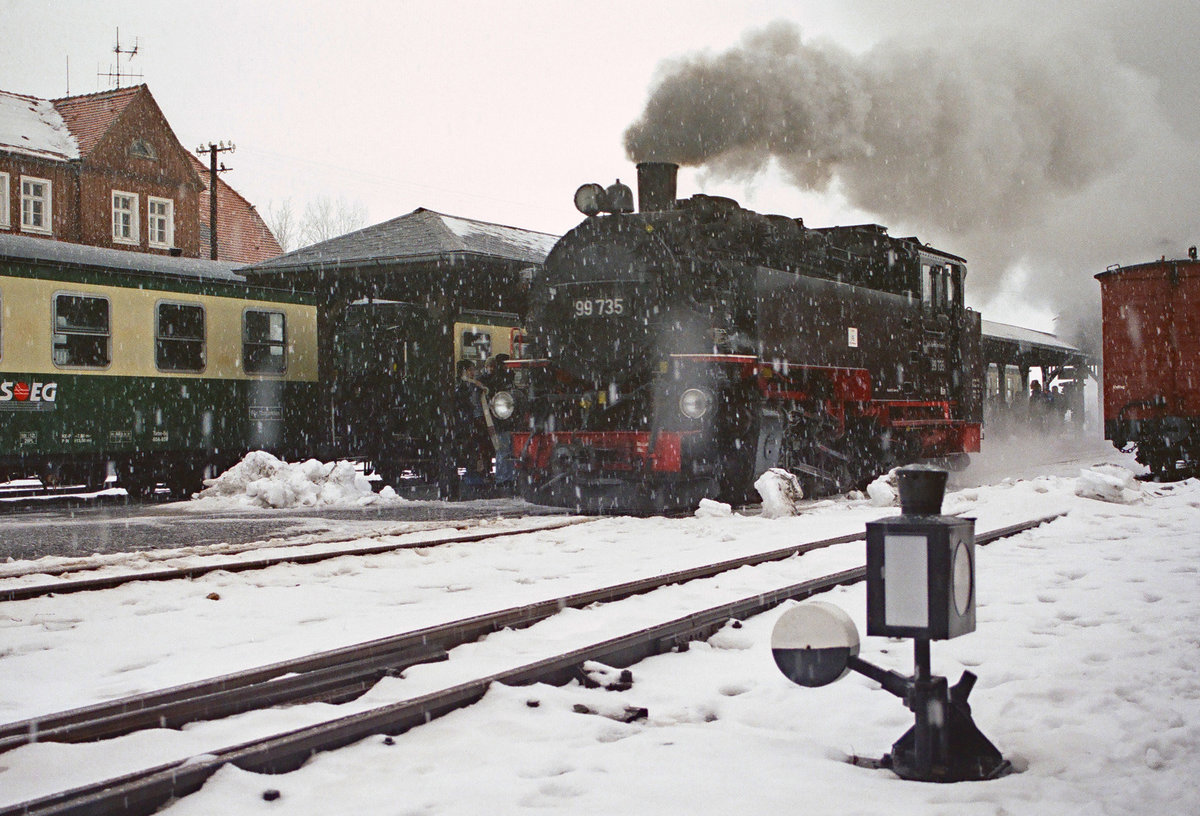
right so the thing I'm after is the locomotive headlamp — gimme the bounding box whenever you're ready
[574,183,606,216]
[490,391,515,421]
[679,388,712,420]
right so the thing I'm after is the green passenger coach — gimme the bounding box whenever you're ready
[0,233,320,496]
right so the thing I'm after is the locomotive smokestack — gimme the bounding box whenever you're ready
[636,162,678,212]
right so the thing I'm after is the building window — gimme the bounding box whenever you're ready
[156,301,205,372]
[53,293,110,368]
[243,309,286,373]
[112,191,139,244]
[0,172,9,228]
[21,176,51,234]
[148,197,174,249]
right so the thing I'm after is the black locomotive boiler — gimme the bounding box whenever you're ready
[506,162,982,513]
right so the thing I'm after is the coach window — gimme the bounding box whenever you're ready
[21,176,52,234]
[243,309,286,373]
[53,293,111,368]
[112,191,139,244]
[0,171,10,228]
[156,302,205,372]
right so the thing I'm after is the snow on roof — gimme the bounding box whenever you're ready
[246,208,561,274]
[981,319,1079,352]
[0,90,79,161]
[440,212,560,260]
[0,232,245,283]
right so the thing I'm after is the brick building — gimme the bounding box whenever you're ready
[0,84,280,263]
[188,153,282,265]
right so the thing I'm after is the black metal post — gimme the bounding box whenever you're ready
[913,637,932,777]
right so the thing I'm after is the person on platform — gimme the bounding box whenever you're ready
[453,359,490,487]
[1028,380,1047,432]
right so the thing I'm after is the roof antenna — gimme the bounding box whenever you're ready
[98,27,142,89]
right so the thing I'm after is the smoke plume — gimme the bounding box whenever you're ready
[624,19,1200,347]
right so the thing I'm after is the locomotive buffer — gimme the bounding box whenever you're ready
[771,467,1010,782]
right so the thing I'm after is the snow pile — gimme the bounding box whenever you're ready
[866,469,898,506]
[193,451,402,509]
[1074,464,1142,504]
[754,468,804,517]
[694,498,732,518]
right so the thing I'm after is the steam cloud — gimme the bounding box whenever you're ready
[624,19,1200,346]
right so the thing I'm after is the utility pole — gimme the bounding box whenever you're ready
[195,142,235,260]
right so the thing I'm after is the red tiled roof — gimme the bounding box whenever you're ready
[188,153,283,264]
[52,85,143,156]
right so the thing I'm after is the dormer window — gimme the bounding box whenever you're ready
[112,190,139,244]
[148,197,174,249]
[129,138,158,160]
[20,176,52,234]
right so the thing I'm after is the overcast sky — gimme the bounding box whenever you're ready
[3,1,1197,335]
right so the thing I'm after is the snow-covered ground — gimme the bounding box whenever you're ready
[1,436,1197,814]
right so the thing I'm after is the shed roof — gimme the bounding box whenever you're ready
[245,208,560,274]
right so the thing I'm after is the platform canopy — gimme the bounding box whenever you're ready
[981,319,1094,378]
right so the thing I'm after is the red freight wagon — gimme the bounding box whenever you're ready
[1095,251,1200,476]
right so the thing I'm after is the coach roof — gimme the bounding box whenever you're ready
[0,232,244,283]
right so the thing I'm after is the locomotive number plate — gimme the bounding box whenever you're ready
[573,297,625,317]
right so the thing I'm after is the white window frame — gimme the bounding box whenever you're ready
[112,190,139,245]
[147,196,174,249]
[20,175,52,234]
[0,172,9,228]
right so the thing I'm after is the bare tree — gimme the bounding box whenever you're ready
[264,199,299,253]
[300,196,369,246]
[263,196,368,252]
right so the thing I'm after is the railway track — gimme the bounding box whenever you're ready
[0,516,592,602]
[0,511,1061,816]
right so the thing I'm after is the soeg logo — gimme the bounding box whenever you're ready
[0,380,58,403]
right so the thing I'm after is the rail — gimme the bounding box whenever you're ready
[0,512,1064,816]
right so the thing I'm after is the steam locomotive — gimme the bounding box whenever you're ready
[505,163,983,513]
